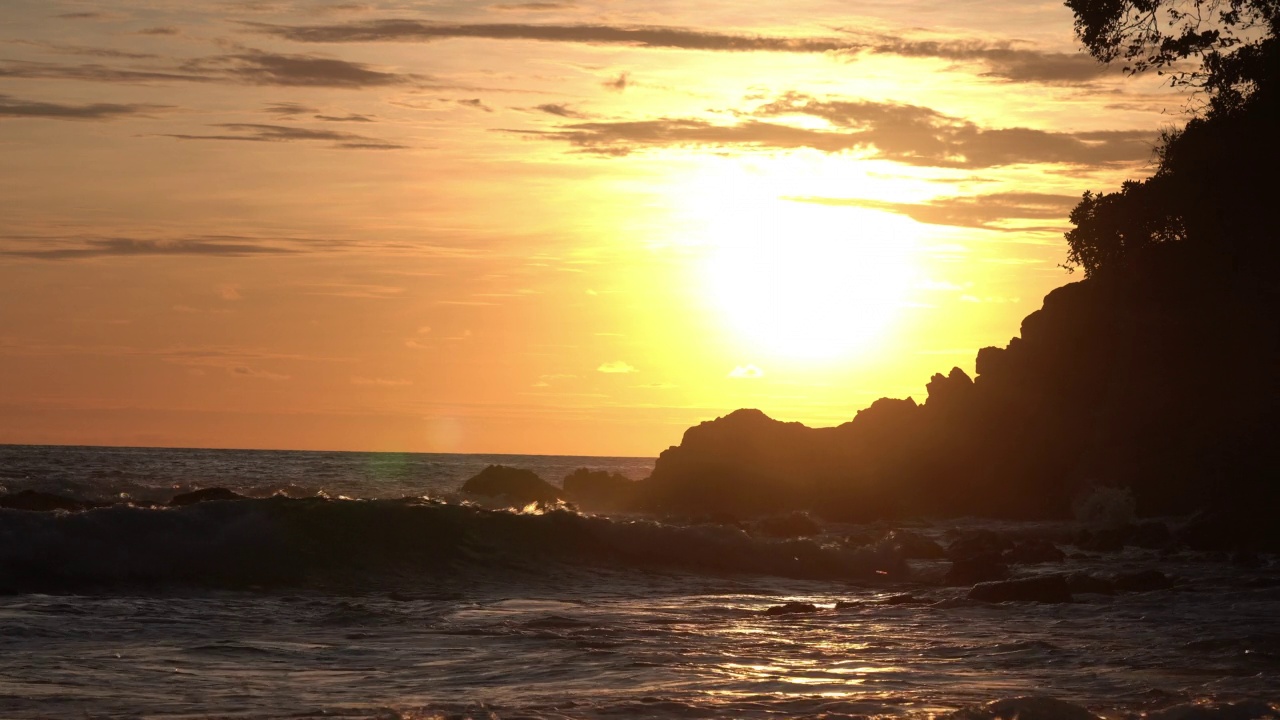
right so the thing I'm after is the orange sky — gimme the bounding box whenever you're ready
[0,0,1179,455]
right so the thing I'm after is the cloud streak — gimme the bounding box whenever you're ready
[0,50,417,88]
[256,20,1109,84]
[788,192,1081,230]
[163,123,406,149]
[867,38,1111,83]
[0,94,161,120]
[510,94,1154,168]
[255,20,856,52]
[0,235,331,260]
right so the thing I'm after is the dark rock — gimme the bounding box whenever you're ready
[764,602,819,616]
[1067,552,1097,560]
[843,529,880,548]
[755,512,821,538]
[925,367,974,410]
[1076,526,1127,552]
[946,696,1100,720]
[1173,509,1272,552]
[944,558,1009,586]
[969,575,1073,603]
[883,529,947,559]
[1146,700,1276,720]
[882,593,927,605]
[1065,572,1117,595]
[947,530,1014,562]
[460,465,561,505]
[0,490,84,512]
[169,487,248,507]
[1232,550,1264,568]
[1112,569,1174,593]
[687,512,742,527]
[1129,521,1172,549]
[562,468,636,512]
[1003,539,1066,564]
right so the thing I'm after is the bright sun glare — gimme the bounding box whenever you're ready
[680,161,920,361]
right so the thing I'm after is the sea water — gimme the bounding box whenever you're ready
[0,445,1277,719]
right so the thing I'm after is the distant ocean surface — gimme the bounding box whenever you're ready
[1,445,1277,720]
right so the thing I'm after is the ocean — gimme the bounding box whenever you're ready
[0,445,1276,719]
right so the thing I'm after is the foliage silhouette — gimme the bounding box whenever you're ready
[1063,0,1280,276]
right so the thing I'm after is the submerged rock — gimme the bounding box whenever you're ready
[1146,700,1277,720]
[947,530,1014,562]
[883,529,947,559]
[763,602,819,616]
[169,487,248,506]
[460,465,561,505]
[561,468,636,512]
[947,696,1100,720]
[1076,526,1127,552]
[968,575,1073,604]
[755,512,821,538]
[1112,569,1174,593]
[1004,539,1066,564]
[0,490,84,512]
[944,558,1009,586]
[1130,521,1172,549]
[1065,572,1117,595]
[882,593,928,605]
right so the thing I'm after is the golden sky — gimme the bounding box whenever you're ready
[0,0,1178,455]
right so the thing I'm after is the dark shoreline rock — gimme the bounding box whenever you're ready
[460,465,561,505]
[944,559,1009,586]
[0,490,85,512]
[764,602,819,616]
[968,575,1073,604]
[169,487,248,506]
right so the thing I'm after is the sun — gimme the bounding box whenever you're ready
[701,200,917,360]
[666,155,920,361]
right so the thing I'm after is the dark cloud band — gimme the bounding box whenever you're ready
[509,94,1153,168]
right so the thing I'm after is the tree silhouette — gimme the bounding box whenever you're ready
[1062,0,1279,277]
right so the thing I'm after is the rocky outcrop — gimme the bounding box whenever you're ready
[754,512,821,539]
[561,469,636,512]
[629,244,1280,525]
[0,490,85,512]
[946,696,1100,720]
[968,575,1073,603]
[763,602,819,616]
[460,465,561,505]
[944,559,1009,586]
[169,487,248,507]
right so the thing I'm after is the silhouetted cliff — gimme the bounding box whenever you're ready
[636,244,1280,521]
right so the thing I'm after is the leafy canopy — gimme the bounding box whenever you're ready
[1062,0,1279,276]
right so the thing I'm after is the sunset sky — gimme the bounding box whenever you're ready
[0,0,1179,455]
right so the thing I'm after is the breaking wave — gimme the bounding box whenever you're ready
[0,497,896,593]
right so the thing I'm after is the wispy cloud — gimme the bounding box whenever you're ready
[787,191,1080,230]
[254,20,857,52]
[492,2,577,10]
[598,360,637,374]
[163,123,406,149]
[510,93,1154,168]
[728,364,765,379]
[182,50,412,87]
[254,19,1110,85]
[231,366,291,380]
[352,376,413,386]
[531,103,587,118]
[0,233,343,260]
[0,50,418,88]
[0,94,162,120]
[864,38,1111,84]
